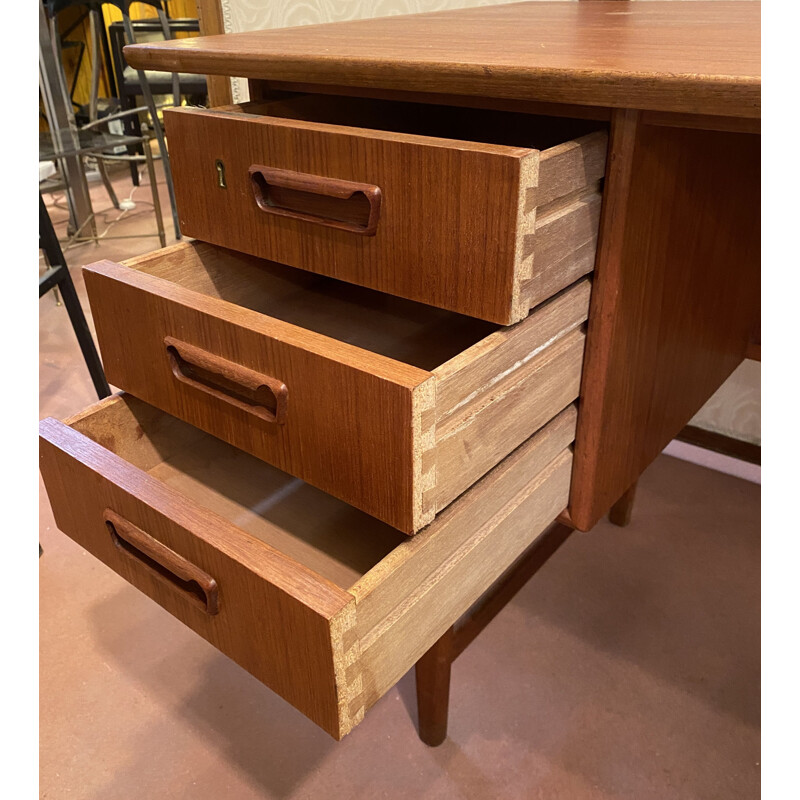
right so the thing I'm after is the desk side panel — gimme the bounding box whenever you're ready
[570,111,760,530]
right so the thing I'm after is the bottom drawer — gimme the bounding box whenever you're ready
[39,394,575,739]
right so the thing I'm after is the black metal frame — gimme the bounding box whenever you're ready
[108,17,206,185]
[39,195,111,400]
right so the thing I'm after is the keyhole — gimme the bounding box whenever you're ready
[215,159,227,189]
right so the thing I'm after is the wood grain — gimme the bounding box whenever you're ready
[248,165,383,236]
[640,110,761,135]
[66,391,206,469]
[43,0,763,746]
[745,340,761,362]
[121,241,497,371]
[350,406,576,635]
[164,336,289,425]
[569,110,760,530]
[84,257,431,534]
[84,243,590,533]
[39,396,357,739]
[164,101,603,323]
[40,393,576,739]
[431,330,584,510]
[520,183,603,313]
[164,104,531,323]
[105,508,221,615]
[235,93,601,148]
[124,2,760,118]
[350,446,574,718]
[247,82,613,123]
[531,131,608,208]
[433,280,590,408]
[451,521,574,660]
[415,518,577,745]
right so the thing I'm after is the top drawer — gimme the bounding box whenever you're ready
[164,95,607,324]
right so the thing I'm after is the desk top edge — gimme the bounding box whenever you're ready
[125,2,761,119]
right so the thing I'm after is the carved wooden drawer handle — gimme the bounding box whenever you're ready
[249,164,382,235]
[165,337,288,425]
[105,510,219,615]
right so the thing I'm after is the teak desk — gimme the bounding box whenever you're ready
[40,1,760,746]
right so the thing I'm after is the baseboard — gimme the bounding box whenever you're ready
[662,439,761,484]
[677,425,760,465]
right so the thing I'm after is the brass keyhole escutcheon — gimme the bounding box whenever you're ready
[215,159,227,189]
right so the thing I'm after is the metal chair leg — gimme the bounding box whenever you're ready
[40,3,95,237]
[154,4,181,108]
[122,12,182,241]
[57,271,111,399]
[143,137,167,248]
[89,9,119,210]
[96,159,120,209]
[39,196,111,400]
[122,93,143,186]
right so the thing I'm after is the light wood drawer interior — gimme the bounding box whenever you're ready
[164,95,607,323]
[85,241,589,533]
[39,394,576,739]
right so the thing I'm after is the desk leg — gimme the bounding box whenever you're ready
[608,480,638,527]
[413,523,574,745]
[570,111,759,531]
[416,626,455,746]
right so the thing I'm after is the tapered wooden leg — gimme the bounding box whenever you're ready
[415,625,455,746]
[608,480,638,527]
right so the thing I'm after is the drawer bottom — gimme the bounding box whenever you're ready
[40,395,575,737]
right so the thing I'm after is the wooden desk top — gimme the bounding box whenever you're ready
[124,1,760,118]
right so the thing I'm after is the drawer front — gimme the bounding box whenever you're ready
[39,408,356,739]
[85,249,590,532]
[39,396,575,740]
[83,260,432,534]
[164,106,605,324]
[84,247,590,533]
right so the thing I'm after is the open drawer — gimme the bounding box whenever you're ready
[39,394,575,739]
[84,241,589,533]
[163,95,607,324]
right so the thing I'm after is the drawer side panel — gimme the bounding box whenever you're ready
[351,407,577,638]
[512,130,607,320]
[432,327,585,510]
[350,446,574,718]
[532,130,608,208]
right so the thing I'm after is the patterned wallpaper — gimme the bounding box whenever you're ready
[690,360,760,444]
[216,0,760,446]
[218,0,537,102]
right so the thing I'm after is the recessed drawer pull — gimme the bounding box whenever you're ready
[104,509,220,615]
[249,164,382,235]
[41,397,576,737]
[165,336,288,424]
[165,104,607,322]
[84,252,590,532]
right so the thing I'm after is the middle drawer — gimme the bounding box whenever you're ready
[85,241,589,533]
